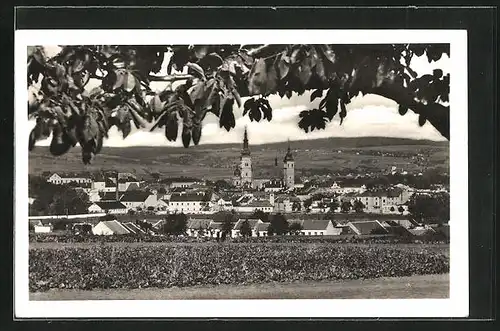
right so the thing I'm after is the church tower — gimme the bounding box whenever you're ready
[283,140,295,189]
[239,127,252,187]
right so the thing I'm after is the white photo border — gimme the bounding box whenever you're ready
[14,29,468,318]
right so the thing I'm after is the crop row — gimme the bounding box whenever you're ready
[29,243,449,292]
[29,233,449,245]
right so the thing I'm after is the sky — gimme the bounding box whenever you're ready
[29,45,449,147]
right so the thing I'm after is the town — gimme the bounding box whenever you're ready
[29,128,450,240]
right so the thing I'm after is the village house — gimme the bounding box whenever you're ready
[347,220,389,235]
[206,222,224,238]
[92,220,131,235]
[120,191,159,210]
[214,197,233,212]
[186,219,214,237]
[88,201,128,215]
[168,192,209,214]
[121,222,146,234]
[255,222,270,237]
[170,180,199,189]
[47,173,92,185]
[233,199,274,213]
[353,187,410,214]
[274,195,294,213]
[290,219,340,236]
[231,218,263,237]
[34,223,53,233]
[330,182,367,195]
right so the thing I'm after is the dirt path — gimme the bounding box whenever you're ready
[30,273,449,301]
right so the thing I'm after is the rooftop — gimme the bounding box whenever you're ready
[120,191,151,202]
[170,193,207,202]
[301,219,332,231]
[234,219,262,230]
[348,220,388,235]
[93,201,127,210]
[97,220,130,235]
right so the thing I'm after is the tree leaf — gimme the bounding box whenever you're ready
[219,99,235,131]
[165,112,179,141]
[192,124,202,145]
[319,45,337,64]
[113,69,127,90]
[339,102,347,125]
[186,62,205,79]
[181,125,192,148]
[150,94,165,113]
[398,104,408,115]
[247,58,267,95]
[277,52,290,79]
[124,72,137,92]
[232,89,242,108]
[418,115,427,126]
[192,45,209,59]
[310,89,323,102]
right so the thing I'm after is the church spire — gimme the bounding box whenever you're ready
[284,138,294,162]
[241,126,251,156]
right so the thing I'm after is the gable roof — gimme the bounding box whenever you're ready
[256,222,270,232]
[125,183,141,191]
[301,219,332,231]
[122,222,145,234]
[93,201,127,210]
[247,200,273,207]
[234,219,262,230]
[100,192,123,201]
[98,220,130,235]
[409,228,435,236]
[120,191,151,202]
[209,222,223,230]
[348,220,388,235]
[153,219,165,228]
[187,218,213,229]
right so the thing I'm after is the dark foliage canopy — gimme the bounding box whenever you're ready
[28,44,450,164]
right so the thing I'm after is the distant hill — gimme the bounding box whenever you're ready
[203,136,448,150]
[29,136,449,178]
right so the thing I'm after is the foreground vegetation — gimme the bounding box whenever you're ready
[30,274,449,300]
[29,243,449,292]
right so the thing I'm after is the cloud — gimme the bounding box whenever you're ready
[29,93,445,148]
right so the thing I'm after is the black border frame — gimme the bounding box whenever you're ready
[1,4,497,328]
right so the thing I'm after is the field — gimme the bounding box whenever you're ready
[29,242,449,300]
[28,137,449,178]
[30,273,449,300]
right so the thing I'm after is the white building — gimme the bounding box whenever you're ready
[34,224,53,233]
[274,195,293,213]
[330,182,367,195]
[231,218,263,237]
[233,200,274,213]
[186,219,213,237]
[47,173,92,185]
[168,192,208,214]
[88,201,128,215]
[290,219,340,236]
[170,181,199,189]
[120,191,159,210]
[92,220,131,236]
[214,198,233,212]
[355,187,409,214]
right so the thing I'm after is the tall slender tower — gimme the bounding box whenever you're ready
[283,140,295,189]
[240,127,252,187]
